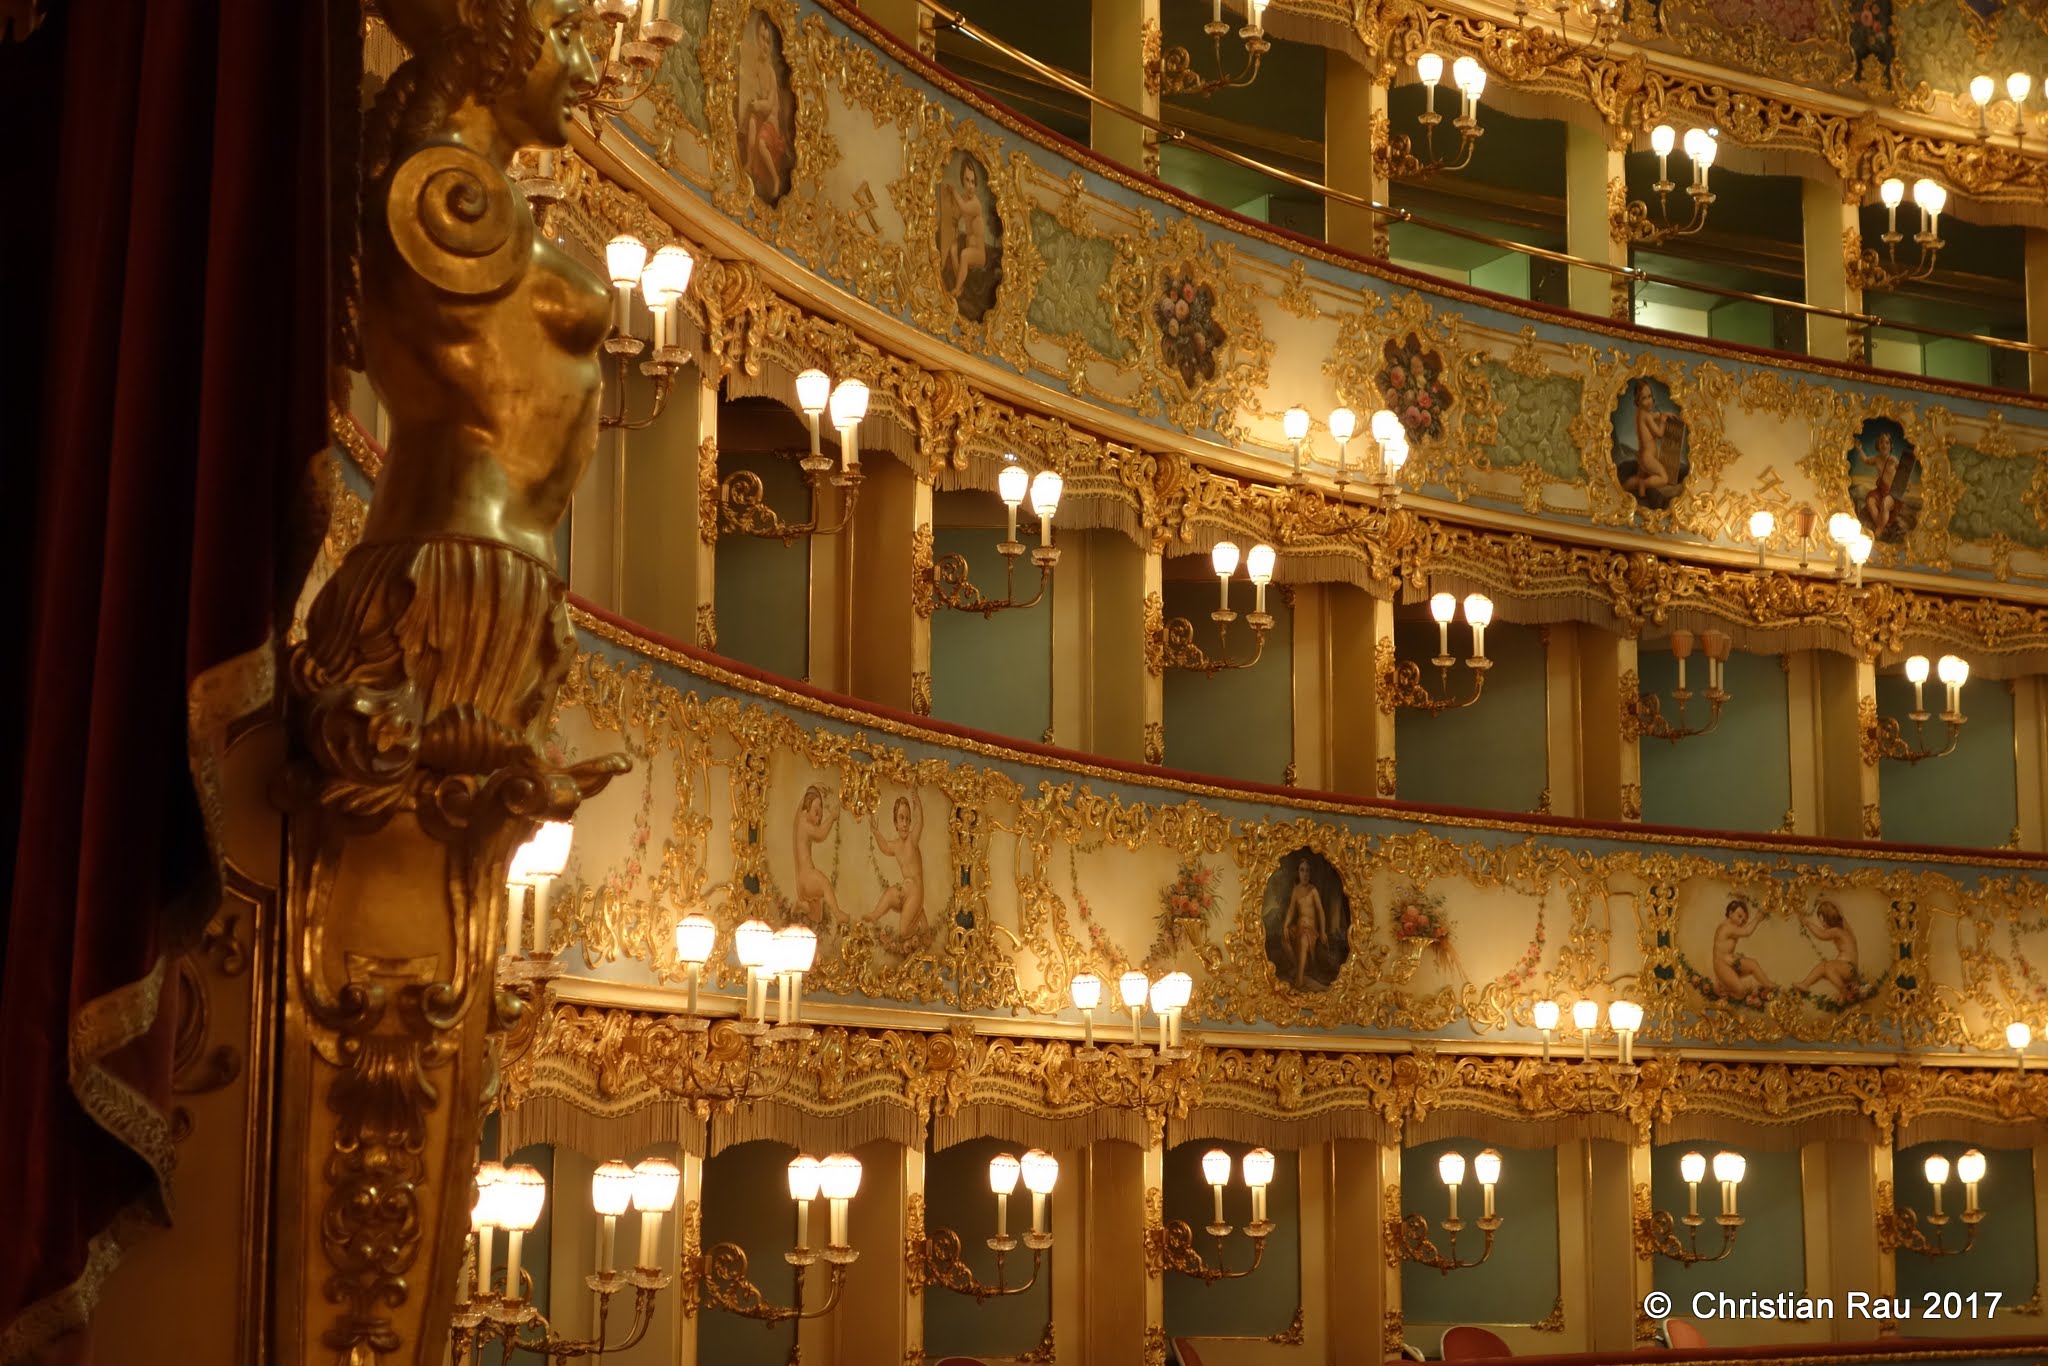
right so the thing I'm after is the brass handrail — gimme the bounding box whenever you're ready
[916,0,2048,364]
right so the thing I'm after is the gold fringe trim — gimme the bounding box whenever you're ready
[1405,1107,1634,1148]
[711,1099,919,1156]
[1170,1104,1392,1150]
[1656,1112,1873,1151]
[1897,1115,2048,1148]
[500,1093,706,1159]
[935,1102,1148,1151]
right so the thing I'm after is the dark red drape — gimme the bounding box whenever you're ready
[0,1,351,1359]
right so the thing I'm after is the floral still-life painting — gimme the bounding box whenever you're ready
[1379,332,1454,442]
[1263,849,1351,992]
[937,149,1003,324]
[1389,884,1455,970]
[1153,266,1227,388]
[1848,0,1893,74]
[735,7,796,205]
[1849,416,1919,544]
[1147,858,1221,968]
[1695,0,1825,41]
[1611,376,1691,512]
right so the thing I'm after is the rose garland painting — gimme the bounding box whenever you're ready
[1379,332,1453,442]
[1153,265,1227,388]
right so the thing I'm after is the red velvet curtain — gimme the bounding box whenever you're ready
[0,1,352,1360]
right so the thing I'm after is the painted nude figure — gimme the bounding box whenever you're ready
[793,785,842,922]
[1625,380,1676,500]
[1283,858,1327,989]
[1862,430,1900,539]
[868,795,928,938]
[939,156,991,300]
[1795,900,1859,997]
[737,10,792,201]
[1712,897,1776,997]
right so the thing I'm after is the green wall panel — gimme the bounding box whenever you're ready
[1401,1139,1560,1330]
[1160,579,1293,784]
[1649,1143,1803,1310]
[922,1138,1054,1357]
[1877,675,2017,848]
[1894,1141,2036,1323]
[1395,620,1546,812]
[713,452,810,682]
[699,1140,801,1366]
[929,510,1053,741]
[1163,1140,1301,1340]
[1639,649,1792,833]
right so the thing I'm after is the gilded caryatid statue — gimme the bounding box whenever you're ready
[276,2,628,1363]
[295,0,624,816]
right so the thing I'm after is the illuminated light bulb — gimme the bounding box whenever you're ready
[606,234,649,288]
[1651,124,1676,159]
[1972,74,1996,107]
[1438,1151,1467,1187]
[674,913,716,966]
[733,920,774,968]
[1828,511,1861,545]
[1694,131,1717,170]
[510,821,575,883]
[632,1157,681,1214]
[1246,543,1277,587]
[591,1160,636,1217]
[1328,407,1357,443]
[989,1152,1022,1194]
[1211,541,1241,579]
[1020,1149,1059,1195]
[1283,406,1311,443]
[795,368,831,415]
[1382,435,1409,474]
[1202,1149,1233,1187]
[1532,1000,1560,1031]
[1371,408,1403,443]
[1937,654,1968,687]
[2009,72,2032,104]
[1957,1149,1987,1185]
[998,461,1029,508]
[1429,592,1457,624]
[1749,509,1776,540]
[1417,52,1444,87]
[1682,128,1708,161]
[1924,1154,1951,1187]
[1680,1151,1707,1185]
[1711,1151,1746,1185]
[1913,179,1947,219]
[1905,654,1931,684]
[787,1154,823,1201]
[1452,56,1486,98]
[1880,177,1906,209]
[1069,972,1103,1011]
[1848,533,1873,568]
[1609,999,1643,1032]
[2009,1021,2033,1050]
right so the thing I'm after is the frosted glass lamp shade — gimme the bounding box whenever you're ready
[1429,592,1457,624]
[1650,124,1675,158]
[1282,406,1311,442]
[1438,1151,1467,1186]
[1749,509,1775,539]
[1242,1148,1276,1189]
[1679,1151,1707,1184]
[1211,541,1241,579]
[1957,1149,1987,1185]
[1532,1000,1560,1031]
[998,461,1029,507]
[989,1152,1022,1195]
[1711,1151,1746,1184]
[1202,1149,1233,1186]
[1571,999,1599,1030]
[773,924,818,973]
[1463,594,1494,627]
[645,244,693,301]
[787,1154,823,1201]
[1245,544,1277,587]
[631,1158,681,1214]
[1328,407,1357,442]
[509,821,575,883]
[674,913,717,966]
[828,379,869,427]
[1416,52,1443,85]
[1905,655,1930,684]
[1924,1154,1951,1186]
[498,1164,548,1232]
[591,1160,637,1217]
[1119,970,1150,1009]
[819,1153,863,1200]
[2008,1021,2033,1049]
[795,368,831,414]
[1029,470,1063,519]
[1473,1149,1502,1186]
[1070,972,1103,1011]
[1020,1149,1060,1194]
[606,234,649,288]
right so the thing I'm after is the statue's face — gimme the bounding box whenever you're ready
[497,0,597,149]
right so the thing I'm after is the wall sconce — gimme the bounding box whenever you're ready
[909,1150,1059,1302]
[1821,510,1877,587]
[675,913,718,1024]
[1391,1148,1503,1273]
[1155,542,1278,675]
[1533,999,1560,1061]
[1609,998,1644,1066]
[1968,72,2034,143]
[726,918,817,1033]
[1881,1151,1986,1258]
[1383,53,1487,179]
[1629,630,1731,743]
[1509,0,1621,47]
[2008,1021,2031,1071]
[1152,1148,1278,1282]
[718,369,868,543]
[453,1157,676,1358]
[930,458,1063,616]
[680,1152,863,1322]
[1615,127,1717,245]
[600,235,694,429]
[1851,178,1947,290]
[1070,972,1103,1049]
[505,821,576,963]
[1149,971,1194,1053]
[1383,592,1493,715]
[1283,405,1408,501]
[1571,997,1599,1061]
[1747,510,1775,566]
[1638,1151,1745,1265]
[584,0,685,117]
[1147,0,1273,96]
[1120,970,1151,1045]
[1868,654,1968,763]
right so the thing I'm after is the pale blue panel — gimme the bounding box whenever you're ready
[1161,578,1293,784]
[1894,1141,2036,1318]
[1162,1140,1301,1339]
[1650,1143,1803,1310]
[1395,620,1546,812]
[929,519,1052,741]
[1639,648,1792,833]
[699,1140,801,1366]
[714,452,811,682]
[922,1137,1053,1357]
[1401,1139,1560,1328]
[1878,674,2017,848]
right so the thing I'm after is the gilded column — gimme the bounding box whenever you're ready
[1376,1141,1405,1358]
[1543,624,1587,817]
[1783,652,1826,837]
[1598,1140,1651,1350]
[1326,50,1389,256]
[1140,548,1168,765]
[275,9,628,1365]
[1327,1140,1389,1363]
[1813,654,1880,840]
[1566,124,1629,320]
[849,457,927,712]
[623,366,719,648]
[1290,583,1329,789]
[2026,231,2048,395]
[1091,0,1161,173]
[1579,631,1640,822]
[1805,180,1860,363]
[2013,677,2048,851]
[1089,1141,1149,1362]
[1140,1139,1167,1365]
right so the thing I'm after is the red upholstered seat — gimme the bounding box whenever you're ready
[1443,1326,1514,1360]
[1172,1338,1206,1366]
[1662,1318,1710,1349]
[933,1359,988,1366]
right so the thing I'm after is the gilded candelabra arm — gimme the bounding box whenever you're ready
[1616,183,1715,247]
[910,1227,1049,1303]
[1629,687,1729,743]
[1867,710,1965,765]
[1382,114,1483,181]
[1382,655,1491,716]
[929,544,1058,617]
[717,463,863,544]
[685,1242,854,1323]
[599,342,692,432]
[1848,227,1945,292]
[1636,1210,1743,1266]
[1387,1213,1502,1274]
[1154,610,1273,676]
[1147,1218,1274,1284]
[1148,20,1269,97]
[577,0,683,124]
[1879,1206,1982,1259]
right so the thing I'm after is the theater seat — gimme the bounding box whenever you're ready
[1442,1325,1513,1359]
[1171,1338,1206,1366]
[1660,1317,1709,1349]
